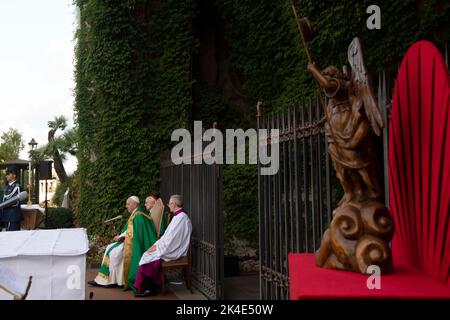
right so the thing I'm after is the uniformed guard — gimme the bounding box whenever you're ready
[0,166,22,231]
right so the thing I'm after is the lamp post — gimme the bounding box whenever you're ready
[27,138,38,205]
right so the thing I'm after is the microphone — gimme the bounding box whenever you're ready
[0,191,28,210]
[103,215,122,223]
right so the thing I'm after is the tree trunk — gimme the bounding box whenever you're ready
[53,151,68,184]
[48,129,68,183]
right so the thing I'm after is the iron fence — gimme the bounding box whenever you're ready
[257,99,338,300]
[160,146,224,300]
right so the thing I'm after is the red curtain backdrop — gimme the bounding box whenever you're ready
[389,40,450,286]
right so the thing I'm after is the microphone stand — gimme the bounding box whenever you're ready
[33,183,49,230]
[44,180,48,228]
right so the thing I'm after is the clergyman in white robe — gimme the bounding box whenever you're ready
[134,208,192,292]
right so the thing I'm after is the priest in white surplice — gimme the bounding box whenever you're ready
[134,194,192,297]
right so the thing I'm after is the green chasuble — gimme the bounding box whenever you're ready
[122,207,158,291]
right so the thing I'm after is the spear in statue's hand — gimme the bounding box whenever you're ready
[290,1,328,117]
[290,0,314,64]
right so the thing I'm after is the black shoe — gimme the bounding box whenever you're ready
[88,280,100,287]
[117,285,124,289]
[88,280,117,288]
[134,290,154,297]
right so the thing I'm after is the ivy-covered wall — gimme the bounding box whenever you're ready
[74,0,449,250]
[74,0,196,236]
[216,0,449,111]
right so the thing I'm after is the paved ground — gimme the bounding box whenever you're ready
[85,269,206,300]
[86,269,260,300]
[224,273,259,300]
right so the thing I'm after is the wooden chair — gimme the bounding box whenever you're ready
[161,248,193,294]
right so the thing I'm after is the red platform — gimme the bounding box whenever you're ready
[288,253,450,299]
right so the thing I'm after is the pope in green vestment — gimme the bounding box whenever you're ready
[89,196,158,291]
[122,207,158,291]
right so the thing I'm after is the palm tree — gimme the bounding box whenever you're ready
[32,116,77,184]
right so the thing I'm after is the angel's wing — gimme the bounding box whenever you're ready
[348,37,384,136]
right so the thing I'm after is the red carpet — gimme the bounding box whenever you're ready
[289,253,450,299]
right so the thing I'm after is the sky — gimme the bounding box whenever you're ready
[0,0,77,174]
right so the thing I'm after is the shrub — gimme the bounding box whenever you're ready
[46,207,74,229]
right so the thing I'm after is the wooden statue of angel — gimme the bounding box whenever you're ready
[290,4,394,273]
[307,38,394,274]
[307,37,384,205]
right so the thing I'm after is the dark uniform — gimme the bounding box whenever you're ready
[0,167,22,231]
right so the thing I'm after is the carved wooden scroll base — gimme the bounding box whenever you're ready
[315,200,394,274]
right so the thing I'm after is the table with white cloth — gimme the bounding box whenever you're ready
[0,228,89,300]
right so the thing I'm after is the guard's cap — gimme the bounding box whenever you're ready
[5,166,18,175]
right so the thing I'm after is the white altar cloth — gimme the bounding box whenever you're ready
[20,204,45,214]
[0,228,89,300]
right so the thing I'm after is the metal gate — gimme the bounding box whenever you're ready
[257,100,335,300]
[257,69,396,299]
[160,148,224,300]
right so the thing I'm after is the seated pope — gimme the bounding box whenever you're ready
[134,194,192,297]
[88,195,162,291]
